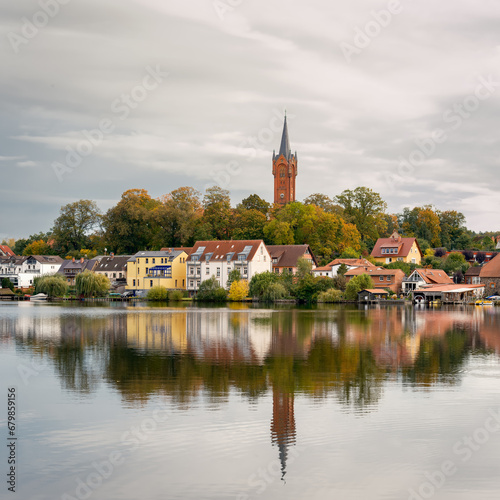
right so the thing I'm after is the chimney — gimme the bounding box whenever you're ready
[110,252,114,260]
[80,257,84,263]
[72,257,75,263]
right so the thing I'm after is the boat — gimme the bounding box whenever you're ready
[475,300,493,306]
[30,293,48,301]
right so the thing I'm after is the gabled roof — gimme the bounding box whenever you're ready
[267,245,318,267]
[0,245,15,257]
[94,256,132,272]
[465,266,481,277]
[26,255,64,264]
[480,253,500,278]
[188,240,265,263]
[371,231,421,259]
[411,268,453,284]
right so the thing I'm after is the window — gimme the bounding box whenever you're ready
[244,267,248,275]
[190,268,194,275]
[217,267,221,277]
[146,258,149,264]
[146,268,149,274]
[263,256,266,262]
[206,267,209,275]
[197,268,200,275]
[387,276,391,282]
[152,258,155,264]
[182,279,185,287]
[379,276,384,281]
[138,268,140,274]
[133,279,136,286]
[275,268,280,273]
[150,280,153,287]
[175,280,177,287]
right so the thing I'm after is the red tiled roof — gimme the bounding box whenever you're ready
[0,245,15,257]
[188,240,265,262]
[371,232,421,259]
[413,268,453,284]
[480,253,500,278]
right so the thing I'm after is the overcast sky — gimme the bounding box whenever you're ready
[1,0,500,240]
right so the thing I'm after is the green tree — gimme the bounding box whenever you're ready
[438,210,469,250]
[263,220,294,245]
[75,271,110,298]
[303,193,343,215]
[154,187,203,247]
[13,232,52,256]
[103,189,160,254]
[237,194,270,214]
[196,276,227,302]
[249,271,279,298]
[442,253,469,275]
[233,209,266,240]
[1,278,14,291]
[339,247,360,259]
[226,269,242,290]
[52,200,101,254]
[22,239,55,256]
[344,274,375,301]
[147,286,169,301]
[202,186,233,240]
[33,274,68,297]
[262,283,287,302]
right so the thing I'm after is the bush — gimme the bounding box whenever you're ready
[196,276,227,302]
[228,280,249,301]
[34,273,68,297]
[75,271,110,298]
[262,283,287,302]
[147,286,168,301]
[249,271,279,298]
[317,289,343,303]
[1,278,14,292]
[169,290,184,301]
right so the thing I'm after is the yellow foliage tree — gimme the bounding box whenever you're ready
[228,280,249,301]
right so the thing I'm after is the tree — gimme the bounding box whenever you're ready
[103,189,160,254]
[434,248,447,258]
[339,247,360,259]
[442,253,469,275]
[237,194,270,214]
[262,283,287,302]
[75,271,110,298]
[52,200,101,254]
[228,280,249,301]
[226,269,242,290]
[249,271,279,298]
[22,239,54,256]
[34,274,68,297]
[438,210,469,250]
[154,187,203,247]
[303,194,343,215]
[13,232,52,256]
[1,278,14,291]
[232,209,266,240]
[334,187,387,247]
[196,276,227,301]
[475,252,487,264]
[202,186,233,240]
[147,286,168,301]
[344,274,375,301]
[263,220,294,245]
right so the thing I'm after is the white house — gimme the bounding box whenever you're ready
[402,268,453,295]
[0,256,26,287]
[186,240,272,294]
[18,255,64,288]
[312,258,375,278]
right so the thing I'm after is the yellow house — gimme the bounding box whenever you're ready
[126,250,187,292]
[371,231,423,265]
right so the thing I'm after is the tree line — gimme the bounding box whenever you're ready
[6,186,498,265]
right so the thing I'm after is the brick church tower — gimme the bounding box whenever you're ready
[272,114,297,205]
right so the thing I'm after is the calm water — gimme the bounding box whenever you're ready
[1,302,500,500]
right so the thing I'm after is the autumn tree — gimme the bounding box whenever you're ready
[303,193,343,215]
[334,187,387,247]
[232,208,267,240]
[103,189,160,254]
[52,200,101,254]
[22,239,55,256]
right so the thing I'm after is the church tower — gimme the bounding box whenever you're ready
[272,114,297,205]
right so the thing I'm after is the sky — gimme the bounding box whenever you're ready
[1,0,500,240]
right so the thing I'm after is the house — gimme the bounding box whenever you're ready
[126,249,188,293]
[58,258,99,286]
[312,258,375,278]
[94,254,131,282]
[186,240,271,294]
[402,268,453,294]
[0,256,26,287]
[479,253,500,294]
[358,289,389,302]
[371,231,422,265]
[464,266,481,285]
[18,255,64,288]
[344,266,406,294]
[412,284,484,304]
[0,245,15,257]
[267,245,317,274]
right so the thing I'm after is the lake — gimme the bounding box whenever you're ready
[1,302,500,500]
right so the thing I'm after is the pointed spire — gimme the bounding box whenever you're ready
[278,113,291,159]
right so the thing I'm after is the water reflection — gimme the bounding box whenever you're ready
[3,304,499,480]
